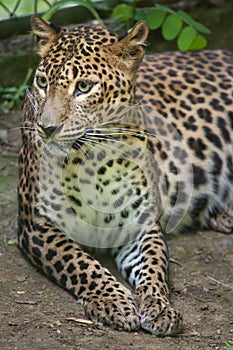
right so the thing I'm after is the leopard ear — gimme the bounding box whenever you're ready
[110,21,149,74]
[31,16,61,57]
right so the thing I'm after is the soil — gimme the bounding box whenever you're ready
[0,110,233,350]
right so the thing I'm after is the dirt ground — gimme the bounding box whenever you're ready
[0,110,233,350]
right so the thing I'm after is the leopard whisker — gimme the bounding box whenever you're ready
[83,134,142,155]
[90,126,157,139]
[26,88,37,113]
[5,125,37,135]
[85,130,149,144]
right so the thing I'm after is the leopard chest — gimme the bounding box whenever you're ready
[38,138,160,249]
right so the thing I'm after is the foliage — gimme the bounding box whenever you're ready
[42,0,103,25]
[0,0,57,19]
[0,68,32,110]
[39,0,211,51]
[111,1,210,51]
[222,342,233,350]
[0,0,211,110]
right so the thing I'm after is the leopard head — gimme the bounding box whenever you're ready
[27,16,149,145]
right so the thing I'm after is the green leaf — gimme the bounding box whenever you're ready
[162,14,182,41]
[147,8,166,30]
[177,26,197,51]
[177,10,211,34]
[111,4,133,22]
[188,34,207,50]
[192,21,211,35]
[7,239,16,245]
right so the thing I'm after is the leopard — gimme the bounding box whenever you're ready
[17,15,233,336]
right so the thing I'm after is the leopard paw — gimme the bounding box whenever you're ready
[210,204,233,233]
[83,288,140,331]
[136,294,182,336]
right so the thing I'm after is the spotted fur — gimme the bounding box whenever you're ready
[18,16,233,336]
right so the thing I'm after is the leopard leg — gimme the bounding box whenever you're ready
[209,204,233,233]
[114,224,182,336]
[17,221,140,331]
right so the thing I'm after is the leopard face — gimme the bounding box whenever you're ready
[29,19,147,139]
[17,16,233,336]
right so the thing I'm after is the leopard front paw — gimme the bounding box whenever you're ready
[209,204,233,233]
[136,294,182,336]
[83,286,140,331]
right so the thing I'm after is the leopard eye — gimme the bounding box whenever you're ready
[36,76,48,90]
[75,81,93,95]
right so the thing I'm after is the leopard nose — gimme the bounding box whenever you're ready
[39,124,63,137]
[42,126,57,137]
